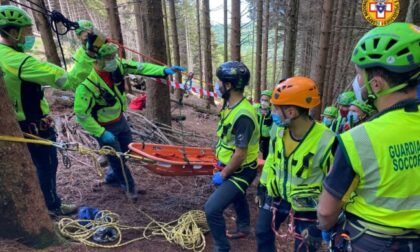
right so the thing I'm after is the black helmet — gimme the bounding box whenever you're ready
[216,61,250,90]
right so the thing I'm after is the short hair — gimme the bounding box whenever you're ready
[366,66,419,92]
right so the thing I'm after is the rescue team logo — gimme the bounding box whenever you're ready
[362,0,400,26]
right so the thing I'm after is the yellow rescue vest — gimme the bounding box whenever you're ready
[340,104,420,229]
[215,98,260,166]
[268,122,335,211]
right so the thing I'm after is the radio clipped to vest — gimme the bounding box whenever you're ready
[87,78,117,107]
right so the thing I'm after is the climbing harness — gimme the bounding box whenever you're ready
[271,206,318,252]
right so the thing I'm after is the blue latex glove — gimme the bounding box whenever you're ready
[164,65,186,75]
[100,131,116,144]
[212,171,225,186]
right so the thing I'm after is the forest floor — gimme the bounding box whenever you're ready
[0,93,307,252]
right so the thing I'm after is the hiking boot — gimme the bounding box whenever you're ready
[104,167,118,184]
[49,203,78,217]
[125,186,139,202]
[226,230,249,240]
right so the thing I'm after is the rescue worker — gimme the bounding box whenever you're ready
[342,99,375,131]
[321,106,338,129]
[256,77,335,252]
[318,22,420,251]
[0,6,101,215]
[74,43,183,201]
[205,61,259,252]
[332,91,356,133]
[73,19,94,62]
[254,90,273,160]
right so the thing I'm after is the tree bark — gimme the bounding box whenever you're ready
[312,0,333,119]
[223,0,228,62]
[271,23,279,86]
[162,0,172,68]
[195,0,203,95]
[31,0,61,66]
[168,0,183,102]
[396,0,410,22]
[253,0,263,102]
[134,2,144,62]
[281,0,299,79]
[139,0,172,126]
[406,0,420,24]
[230,0,241,61]
[201,0,214,107]
[260,0,270,91]
[325,0,343,107]
[105,0,126,58]
[0,69,59,248]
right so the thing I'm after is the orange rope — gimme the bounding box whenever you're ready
[108,39,215,88]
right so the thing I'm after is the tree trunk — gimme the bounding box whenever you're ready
[223,0,228,62]
[168,0,183,102]
[406,0,420,24]
[281,0,299,79]
[312,0,333,119]
[396,0,410,22]
[271,23,279,86]
[253,0,263,102]
[134,2,144,62]
[325,0,343,107]
[250,18,255,95]
[162,0,172,68]
[139,0,172,126]
[0,70,59,248]
[195,0,203,96]
[201,0,214,107]
[31,0,61,66]
[230,0,241,61]
[260,0,270,91]
[105,0,126,58]
[335,0,357,99]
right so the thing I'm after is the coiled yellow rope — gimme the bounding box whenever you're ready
[0,134,209,251]
[58,209,208,251]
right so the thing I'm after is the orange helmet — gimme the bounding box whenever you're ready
[270,76,320,108]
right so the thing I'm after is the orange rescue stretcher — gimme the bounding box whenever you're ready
[128,143,264,176]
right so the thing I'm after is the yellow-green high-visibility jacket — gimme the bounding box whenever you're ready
[215,98,260,166]
[267,122,335,211]
[253,103,273,138]
[340,103,420,229]
[74,58,166,137]
[259,125,279,187]
[72,46,85,63]
[0,43,95,122]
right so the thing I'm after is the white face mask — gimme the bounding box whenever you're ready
[260,100,270,109]
[102,59,118,72]
[352,76,364,102]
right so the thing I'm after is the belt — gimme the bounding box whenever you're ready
[97,114,122,126]
[347,214,420,239]
[217,160,258,170]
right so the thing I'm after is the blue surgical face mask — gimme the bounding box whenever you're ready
[347,111,359,124]
[272,113,281,126]
[272,113,290,127]
[21,35,35,52]
[215,82,223,98]
[102,59,118,72]
[323,117,332,127]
